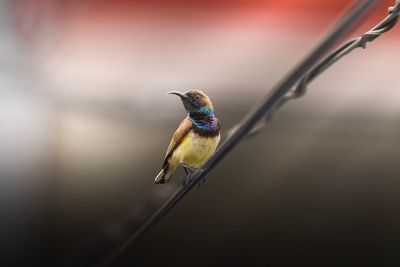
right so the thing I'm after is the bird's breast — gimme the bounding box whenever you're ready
[170,130,220,168]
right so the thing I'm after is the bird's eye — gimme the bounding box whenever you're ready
[195,95,200,99]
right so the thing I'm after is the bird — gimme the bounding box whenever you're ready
[154,89,221,184]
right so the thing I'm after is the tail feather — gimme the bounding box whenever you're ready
[154,166,174,184]
[154,168,166,184]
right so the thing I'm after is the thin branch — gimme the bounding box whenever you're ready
[89,0,392,266]
[245,0,400,137]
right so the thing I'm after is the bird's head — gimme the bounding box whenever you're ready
[168,89,214,115]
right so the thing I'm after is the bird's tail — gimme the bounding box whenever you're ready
[154,166,174,184]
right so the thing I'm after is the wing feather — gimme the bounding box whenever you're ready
[162,116,192,168]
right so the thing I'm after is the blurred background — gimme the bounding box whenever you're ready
[1,0,400,266]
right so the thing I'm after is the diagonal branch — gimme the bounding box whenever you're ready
[90,0,389,266]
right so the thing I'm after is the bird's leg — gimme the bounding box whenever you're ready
[183,166,191,176]
[181,164,197,186]
[182,164,197,175]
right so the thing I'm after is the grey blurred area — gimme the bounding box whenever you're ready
[1,0,400,266]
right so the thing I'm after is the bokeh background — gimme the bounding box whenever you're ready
[1,0,399,266]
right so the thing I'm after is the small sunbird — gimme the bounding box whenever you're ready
[155,89,221,184]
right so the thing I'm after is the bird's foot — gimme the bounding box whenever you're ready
[182,165,198,186]
[182,165,197,175]
[182,176,192,186]
[197,177,207,188]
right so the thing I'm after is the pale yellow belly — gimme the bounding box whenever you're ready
[169,130,220,168]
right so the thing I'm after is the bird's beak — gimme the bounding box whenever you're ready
[168,91,188,99]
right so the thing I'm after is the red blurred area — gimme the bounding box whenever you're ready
[12,0,399,40]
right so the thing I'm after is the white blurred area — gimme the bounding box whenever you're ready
[25,0,400,118]
[1,0,400,264]
[6,0,399,174]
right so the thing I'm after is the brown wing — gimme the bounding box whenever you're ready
[162,116,193,168]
